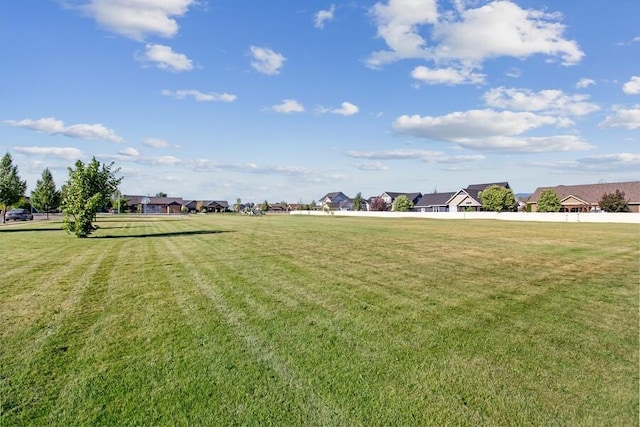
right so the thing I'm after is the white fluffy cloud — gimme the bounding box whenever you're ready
[272,99,304,114]
[161,89,237,102]
[118,147,139,157]
[411,65,484,85]
[319,101,359,116]
[80,0,196,41]
[13,146,84,160]
[140,44,193,72]
[3,117,123,143]
[250,46,286,75]
[622,76,640,95]
[431,2,583,65]
[367,0,583,83]
[392,110,593,152]
[599,105,640,129]
[369,0,438,66]
[483,87,600,116]
[576,78,596,89]
[314,4,336,29]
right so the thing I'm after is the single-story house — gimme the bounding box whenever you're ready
[183,200,198,213]
[413,192,456,212]
[268,203,289,212]
[527,181,640,213]
[203,200,230,213]
[123,195,184,214]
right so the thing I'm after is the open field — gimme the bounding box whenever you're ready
[1,214,638,425]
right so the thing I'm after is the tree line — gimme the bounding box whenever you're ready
[0,152,121,237]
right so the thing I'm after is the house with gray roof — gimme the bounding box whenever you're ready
[413,192,456,212]
[319,192,350,205]
[446,182,511,212]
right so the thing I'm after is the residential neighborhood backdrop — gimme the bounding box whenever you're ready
[118,180,640,218]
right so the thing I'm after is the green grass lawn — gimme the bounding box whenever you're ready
[1,214,638,425]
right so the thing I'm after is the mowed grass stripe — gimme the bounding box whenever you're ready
[2,239,124,423]
[43,230,248,425]
[1,214,637,425]
[158,232,347,425]
[178,217,636,424]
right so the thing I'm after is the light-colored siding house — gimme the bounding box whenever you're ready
[527,181,640,213]
[379,192,423,208]
[446,182,511,212]
[318,192,352,210]
[319,192,350,205]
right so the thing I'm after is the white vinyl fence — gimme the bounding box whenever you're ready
[290,210,640,224]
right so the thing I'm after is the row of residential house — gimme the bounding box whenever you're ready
[317,181,640,213]
[121,181,640,215]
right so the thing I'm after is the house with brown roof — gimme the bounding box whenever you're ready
[527,181,640,213]
[123,195,184,214]
[202,200,230,213]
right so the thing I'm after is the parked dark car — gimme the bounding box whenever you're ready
[5,208,34,221]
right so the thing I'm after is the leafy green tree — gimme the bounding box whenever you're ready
[61,157,122,238]
[599,190,630,212]
[156,192,167,197]
[392,194,413,212]
[262,200,270,211]
[479,185,516,212]
[233,198,242,213]
[31,168,61,219]
[370,197,387,211]
[0,152,27,223]
[353,192,364,211]
[309,200,317,210]
[536,189,561,212]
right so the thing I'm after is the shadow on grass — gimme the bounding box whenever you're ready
[0,227,63,233]
[94,230,234,239]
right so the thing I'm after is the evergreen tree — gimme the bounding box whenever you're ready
[0,152,27,223]
[31,168,61,219]
[353,192,364,211]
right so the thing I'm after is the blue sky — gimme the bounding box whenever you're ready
[1,0,639,203]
